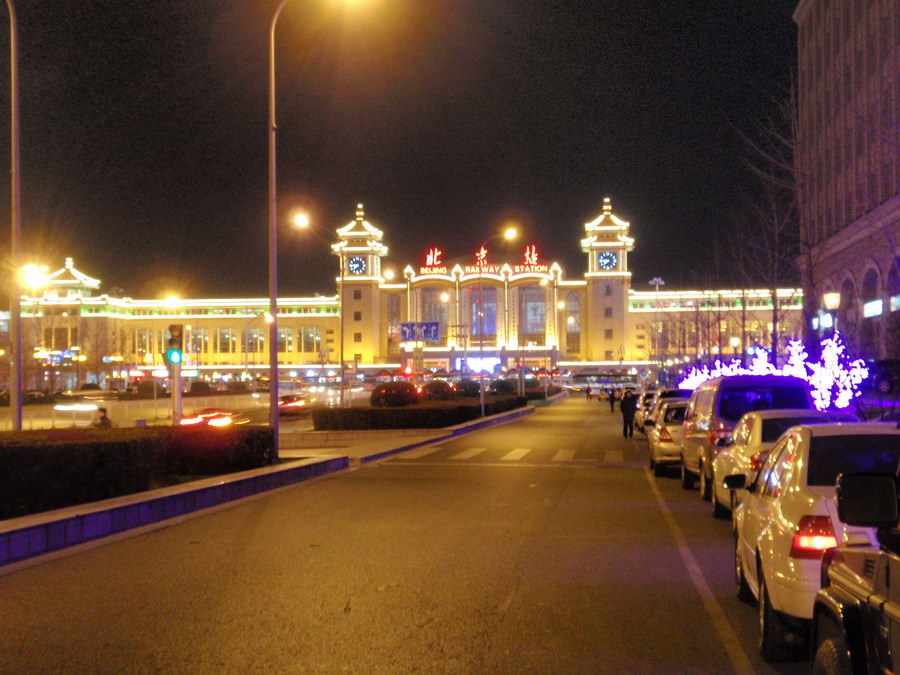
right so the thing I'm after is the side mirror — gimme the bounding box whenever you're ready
[837,473,899,528]
[723,474,747,490]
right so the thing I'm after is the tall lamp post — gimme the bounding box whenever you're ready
[6,0,22,430]
[476,227,517,416]
[266,0,294,460]
[649,276,665,373]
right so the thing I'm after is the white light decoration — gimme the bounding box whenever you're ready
[677,331,868,411]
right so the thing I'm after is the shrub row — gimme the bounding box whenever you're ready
[312,395,527,430]
[0,426,274,520]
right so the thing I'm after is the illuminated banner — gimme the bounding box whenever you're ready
[419,247,447,275]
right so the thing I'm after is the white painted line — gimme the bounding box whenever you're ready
[552,449,576,462]
[604,450,624,463]
[401,446,443,459]
[450,447,488,460]
[500,448,531,461]
[644,470,754,674]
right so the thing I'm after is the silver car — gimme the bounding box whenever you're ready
[646,399,690,476]
[710,408,859,520]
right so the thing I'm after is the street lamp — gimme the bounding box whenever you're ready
[476,226,517,416]
[6,0,22,430]
[649,277,665,368]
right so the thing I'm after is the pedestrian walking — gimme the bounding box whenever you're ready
[608,389,617,412]
[620,390,637,438]
[585,385,592,400]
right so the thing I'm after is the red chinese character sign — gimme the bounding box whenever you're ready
[419,247,448,275]
[513,244,548,274]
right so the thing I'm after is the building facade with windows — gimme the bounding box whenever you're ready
[4,200,804,391]
[794,0,899,358]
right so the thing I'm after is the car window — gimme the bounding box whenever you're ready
[761,434,798,498]
[663,405,687,423]
[755,438,788,492]
[806,435,900,486]
[760,416,844,442]
[732,419,753,446]
[716,385,810,422]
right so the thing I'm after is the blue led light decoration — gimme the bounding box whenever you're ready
[677,331,868,411]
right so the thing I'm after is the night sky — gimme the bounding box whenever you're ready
[0,1,797,300]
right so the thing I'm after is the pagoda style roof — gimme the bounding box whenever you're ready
[335,203,384,240]
[45,257,101,290]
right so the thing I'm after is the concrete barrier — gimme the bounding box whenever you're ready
[0,454,348,568]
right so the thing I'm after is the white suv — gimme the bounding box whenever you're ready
[728,423,900,661]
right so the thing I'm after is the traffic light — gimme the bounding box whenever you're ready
[166,324,183,365]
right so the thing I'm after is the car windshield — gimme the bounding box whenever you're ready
[660,389,693,400]
[806,435,900,486]
[760,416,853,443]
[717,386,810,422]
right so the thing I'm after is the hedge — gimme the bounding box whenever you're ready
[0,426,274,520]
[312,395,527,430]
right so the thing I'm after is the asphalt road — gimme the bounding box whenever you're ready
[1,397,808,673]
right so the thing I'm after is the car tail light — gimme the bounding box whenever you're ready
[790,515,838,559]
[749,451,769,471]
[658,427,674,443]
[207,416,233,427]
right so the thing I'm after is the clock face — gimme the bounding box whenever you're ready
[348,256,367,275]
[598,251,618,270]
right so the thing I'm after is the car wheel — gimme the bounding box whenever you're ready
[734,537,753,603]
[812,633,852,675]
[653,460,666,477]
[680,460,695,490]
[758,576,796,661]
[699,461,712,502]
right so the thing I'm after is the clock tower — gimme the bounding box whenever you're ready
[331,204,389,366]
[580,197,635,362]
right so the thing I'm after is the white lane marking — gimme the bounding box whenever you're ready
[450,447,488,460]
[500,448,531,461]
[604,450,624,463]
[401,446,443,459]
[552,449,576,462]
[644,470,754,674]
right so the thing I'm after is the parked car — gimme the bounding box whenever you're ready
[645,399,689,476]
[634,392,656,432]
[812,472,900,674]
[639,388,693,434]
[680,374,813,501]
[727,423,900,661]
[710,408,859,521]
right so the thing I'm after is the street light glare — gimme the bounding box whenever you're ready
[20,264,48,291]
[292,212,311,229]
[503,226,518,241]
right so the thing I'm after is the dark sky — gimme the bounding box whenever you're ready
[0,0,797,299]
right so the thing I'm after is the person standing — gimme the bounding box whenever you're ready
[620,390,637,438]
[585,385,592,400]
[92,407,112,428]
[608,389,617,412]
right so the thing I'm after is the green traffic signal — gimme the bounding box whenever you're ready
[166,348,183,365]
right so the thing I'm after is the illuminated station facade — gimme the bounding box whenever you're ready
[10,200,804,391]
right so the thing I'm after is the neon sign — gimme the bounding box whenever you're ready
[419,247,448,275]
[514,243,548,274]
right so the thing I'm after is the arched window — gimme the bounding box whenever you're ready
[565,292,580,353]
[860,268,881,358]
[518,285,546,346]
[469,285,496,343]
[421,287,449,343]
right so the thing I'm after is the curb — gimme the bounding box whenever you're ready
[0,454,348,568]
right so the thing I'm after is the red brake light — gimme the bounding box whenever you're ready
[790,516,837,559]
[658,427,673,443]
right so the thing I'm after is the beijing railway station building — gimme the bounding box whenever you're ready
[9,200,804,391]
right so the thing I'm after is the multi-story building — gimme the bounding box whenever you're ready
[3,200,804,392]
[794,0,899,358]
